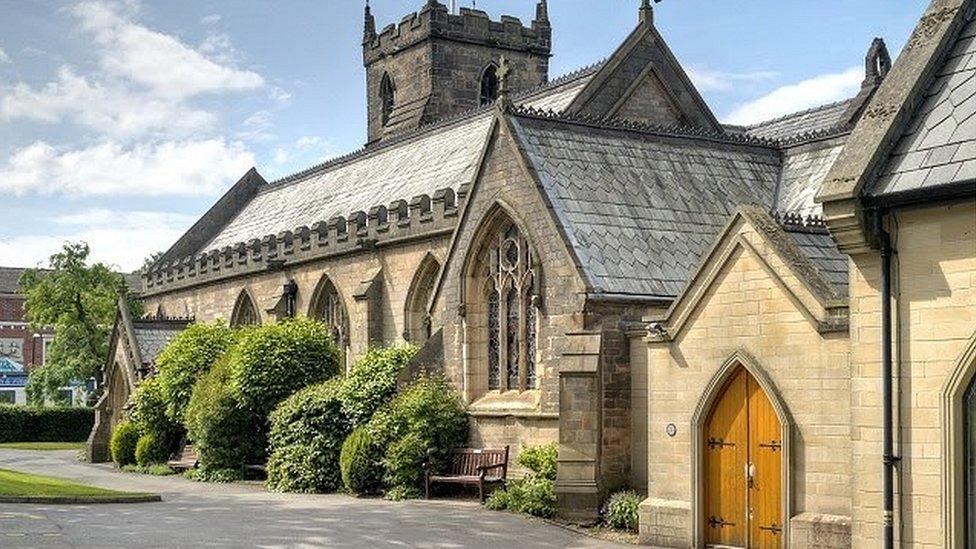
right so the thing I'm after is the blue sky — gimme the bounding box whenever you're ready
[0,0,927,271]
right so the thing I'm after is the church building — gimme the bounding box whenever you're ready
[90,1,976,547]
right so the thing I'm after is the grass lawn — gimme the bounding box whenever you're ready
[0,468,150,500]
[0,442,85,451]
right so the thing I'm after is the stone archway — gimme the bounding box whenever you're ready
[691,351,794,548]
[941,329,976,548]
[404,253,440,344]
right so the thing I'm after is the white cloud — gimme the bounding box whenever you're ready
[724,67,862,125]
[201,14,221,25]
[0,138,255,197]
[0,209,196,271]
[1,67,215,138]
[71,1,262,100]
[0,46,10,64]
[295,136,329,149]
[686,67,777,92]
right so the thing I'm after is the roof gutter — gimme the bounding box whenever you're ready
[585,292,672,306]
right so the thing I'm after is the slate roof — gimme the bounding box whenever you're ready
[0,267,141,296]
[509,111,782,297]
[774,140,847,217]
[785,228,850,297]
[743,99,855,142]
[202,66,600,254]
[131,319,189,366]
[872,13,976,197]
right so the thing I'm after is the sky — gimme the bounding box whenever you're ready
[0,0,929,272]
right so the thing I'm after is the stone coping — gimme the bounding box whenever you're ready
[0,493,162,504]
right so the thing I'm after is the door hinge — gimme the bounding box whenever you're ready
[708,516,736,529]
[759,440,782,451]
[707,437,736,449]
[759,523,782,535]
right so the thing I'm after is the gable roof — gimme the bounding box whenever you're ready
[508,109,781,298]
[178,65,601,258]
[566,19,720,131]
[870,9,976,198]
[818,0,976,252]
[743,99,856,142]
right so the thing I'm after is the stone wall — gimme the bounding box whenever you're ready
[144,237,450,365]
[636,218,852,547]
[847,200,976,548]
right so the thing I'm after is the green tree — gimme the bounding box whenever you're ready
[19,242,140,403]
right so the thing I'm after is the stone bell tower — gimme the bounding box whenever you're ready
[362,0,552,143]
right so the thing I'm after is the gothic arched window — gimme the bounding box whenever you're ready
[480,64,499,106]
[230,290,259,328]
[966,375,976,545]
[310,276,349,357]
[380,73,396,126]
[480,220,538,391]
[404,255,440,343]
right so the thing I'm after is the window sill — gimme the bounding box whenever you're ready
[468,390,557,420]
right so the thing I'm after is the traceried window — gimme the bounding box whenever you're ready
[404,255,440,343]
[483,222,538,391]
[310,277,348,357]
[480,64,499,105]
[380,73,395,126]
[966,375,975,546]
[230,291,259,328]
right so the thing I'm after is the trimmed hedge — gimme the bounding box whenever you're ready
[135,432,170,466]
[337,345,417,427]
[154,321,236,424]
[340,426,384,495]
[110,420,140,466]
[229,318,341,419]
[185,357,263,478]
[266,378,348,493]
[0,405,94,443]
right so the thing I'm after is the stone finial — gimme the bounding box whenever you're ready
[863,37,892,88]
[497,55,512,99]
[363,1,376,44]
[640,0,662,25]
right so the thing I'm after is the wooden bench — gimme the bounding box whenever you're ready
[424,446,509,502]
[167,444,198,471]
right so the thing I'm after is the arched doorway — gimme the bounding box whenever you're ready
[703,366,783,548]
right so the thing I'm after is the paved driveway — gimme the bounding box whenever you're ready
[0,449,628,549]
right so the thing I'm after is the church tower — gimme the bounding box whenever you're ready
[363,1,551,143]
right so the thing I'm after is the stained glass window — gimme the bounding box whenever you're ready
[482,220,539,392]
[487,287,500,390]
[230,291,259,327]
[311,278,347,354]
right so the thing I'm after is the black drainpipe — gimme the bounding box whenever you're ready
[874,211,898,548]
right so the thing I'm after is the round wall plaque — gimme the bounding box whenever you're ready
[666,423,677,437]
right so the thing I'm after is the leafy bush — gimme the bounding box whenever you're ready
[340,426,384,495]
[517,442,558,481]
[507,476,557,518]
[154,321,236,424]
[366,375,468,495]
[121,463,176,476]
[110,420,140,466]
[134,433,171,466]
[484,488,510,511]
[0,405,94,442]
[266,379,348,493]
[185,357,263,476]
[604,490,641,531]
[338,345,417,427]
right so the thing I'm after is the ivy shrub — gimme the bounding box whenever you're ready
[154,321,236,424]
[337,345,417,427]
[266,379,348,493]
[517,442,557,481]
[339,425,384,495]
[603,490,641,532]
[367,375,468,496]
[185,357,263,479]
[229,318,341,419]
[0,405,93,442]
[110,420,140,466]
[135,432,171,466]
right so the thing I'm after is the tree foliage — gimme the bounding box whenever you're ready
[154,321,236,424]
[19,242,139,403]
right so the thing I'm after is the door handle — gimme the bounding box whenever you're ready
[746,462,756,488]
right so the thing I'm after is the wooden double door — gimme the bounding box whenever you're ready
[704,367,783,548]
